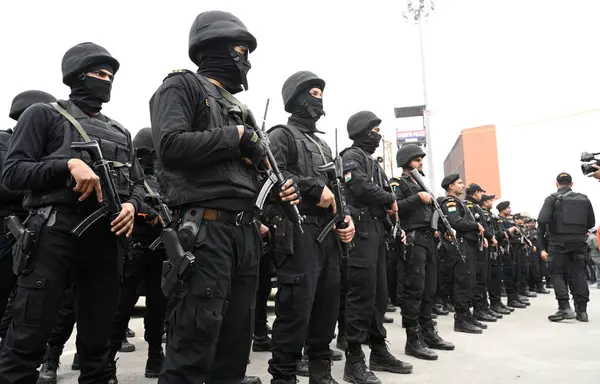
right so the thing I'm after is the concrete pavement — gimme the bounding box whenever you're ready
[54,287,600,384]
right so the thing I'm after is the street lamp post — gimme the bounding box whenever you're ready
[404,0,436,193]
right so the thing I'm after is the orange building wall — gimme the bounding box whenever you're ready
[443,125,502,199]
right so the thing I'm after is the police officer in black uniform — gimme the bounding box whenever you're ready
[341,111,412,384]
[440,174,485,334]
[526,218,550,294]
[538,172,595,322]
[267,71,355,384]
[392,144,455,361]
[108,127,168,378]
[479,194,512,316]
[0,90,57,345]
[464,184,498,323]
[0,42,144,384]
[150,11,298,384]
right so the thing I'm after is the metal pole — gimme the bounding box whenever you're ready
[418,15,436,194]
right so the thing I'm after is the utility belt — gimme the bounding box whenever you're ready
[5,206,53,276]
[303,214,334,227]
[348,206,384,223]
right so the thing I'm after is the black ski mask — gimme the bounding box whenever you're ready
[353,130,381,154]
[197,43,251,94]
[290,89,325,121]
[69,64,113,113]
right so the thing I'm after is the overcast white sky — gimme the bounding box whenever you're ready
[2,0,600,220]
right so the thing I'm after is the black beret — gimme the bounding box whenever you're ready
[496,201,510,212]
[556,172,572,184]
[480,194,495,203]
[466,183,485,195]
[441,173,460,189]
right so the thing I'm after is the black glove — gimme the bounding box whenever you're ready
[239,125,266,165]
[138,203,160,225]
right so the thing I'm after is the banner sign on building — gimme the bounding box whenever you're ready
[396,129,426,148]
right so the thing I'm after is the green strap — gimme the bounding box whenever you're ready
[50,102,91,142]
[51,102,129,169]
[144,181,158,198]
[217,87,247,123]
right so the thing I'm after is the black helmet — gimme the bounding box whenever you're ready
[133,128,154,153]
[61,42,120,86]
[347,111,381,140]
[9,90,56,121]
[188,10,257,63]
[396,144,426,168]
[281,71,325,113]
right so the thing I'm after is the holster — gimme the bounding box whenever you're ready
[9,206,53,276]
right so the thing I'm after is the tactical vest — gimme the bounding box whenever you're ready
[482,208,496,236]
[443,196,477,241]
[550,191,589,235]
[391,174,432,231]
[155,72,258,208]
[24,100,132,210]
[342,146,387,217]
[269,123,332,215]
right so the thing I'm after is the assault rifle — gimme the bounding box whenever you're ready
[409,169,465,262]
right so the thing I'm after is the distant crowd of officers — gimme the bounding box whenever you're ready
[0,9,595,384]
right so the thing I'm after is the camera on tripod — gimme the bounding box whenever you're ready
[580,151,600,175]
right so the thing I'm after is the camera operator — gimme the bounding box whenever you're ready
[538,172,595,323]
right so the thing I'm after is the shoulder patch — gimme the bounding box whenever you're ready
[446,202,457,207]
[344,172,352,183]
[498,219,503,222]
[343,161,358,171]
[448,207,457,212]
[466,203,473,207]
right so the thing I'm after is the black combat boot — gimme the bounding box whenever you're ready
[467,312,488,329]
[486,307,503,319]
[507,295,527,309]
[404,326,437,360]
[432,303,449,316]
[308,358,338,384]
[499,301,515,312]
[38,344,63,384]
[474,309,497,322]
[370,343,413,374]
[535,285,551,294]
[385,301,397,313]
[330,349,343,361]
[576,303,589,322]
[382,315,393,324]
[453,313,482,334]
[422,324,455,350]
[517,295,531,306]
[336,333,348,351]
[107,357,118,384]
[548,300,576,322]
[125,328,135,338]
[296,355,309,377]
[490,302,511,315]
[252,334,272,352]
[344,346,381,384]
[145,346,165,378]
[240,376,262,384]
[71,353,80,370]
[119,338,135,353]
[500,285,507,297]
[522,289,537,298]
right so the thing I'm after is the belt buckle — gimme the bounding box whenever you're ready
[235,212,244,226]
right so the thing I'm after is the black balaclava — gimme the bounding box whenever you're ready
[353,130,381,155]
[137,149,156,175]
[290,85,325,123]
[69,63,114,114]
[197,43,251,94]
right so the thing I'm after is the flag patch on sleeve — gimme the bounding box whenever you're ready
[344,172,352,182]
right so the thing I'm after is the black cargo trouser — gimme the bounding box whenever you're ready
[528,250,543,289]
[488,252,503,305]
[48,283,77,348]
[110,244,167,355]
[0,208,121,384]
[502,247,518,296]
[386,240,400,306]
[255,245,273,336]
[436,244,453,305]
[549,242,589,309]
[338,262,347,336]
[516,247,530,294]
[400,230,437,328]
[0,233,16,337]
[345,216,387,345]
[159,217,260,384]
[269,220,340,381]
[451,239,476,314]
[473,246,489,310]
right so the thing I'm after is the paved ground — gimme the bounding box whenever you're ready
[54,287,600,384]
